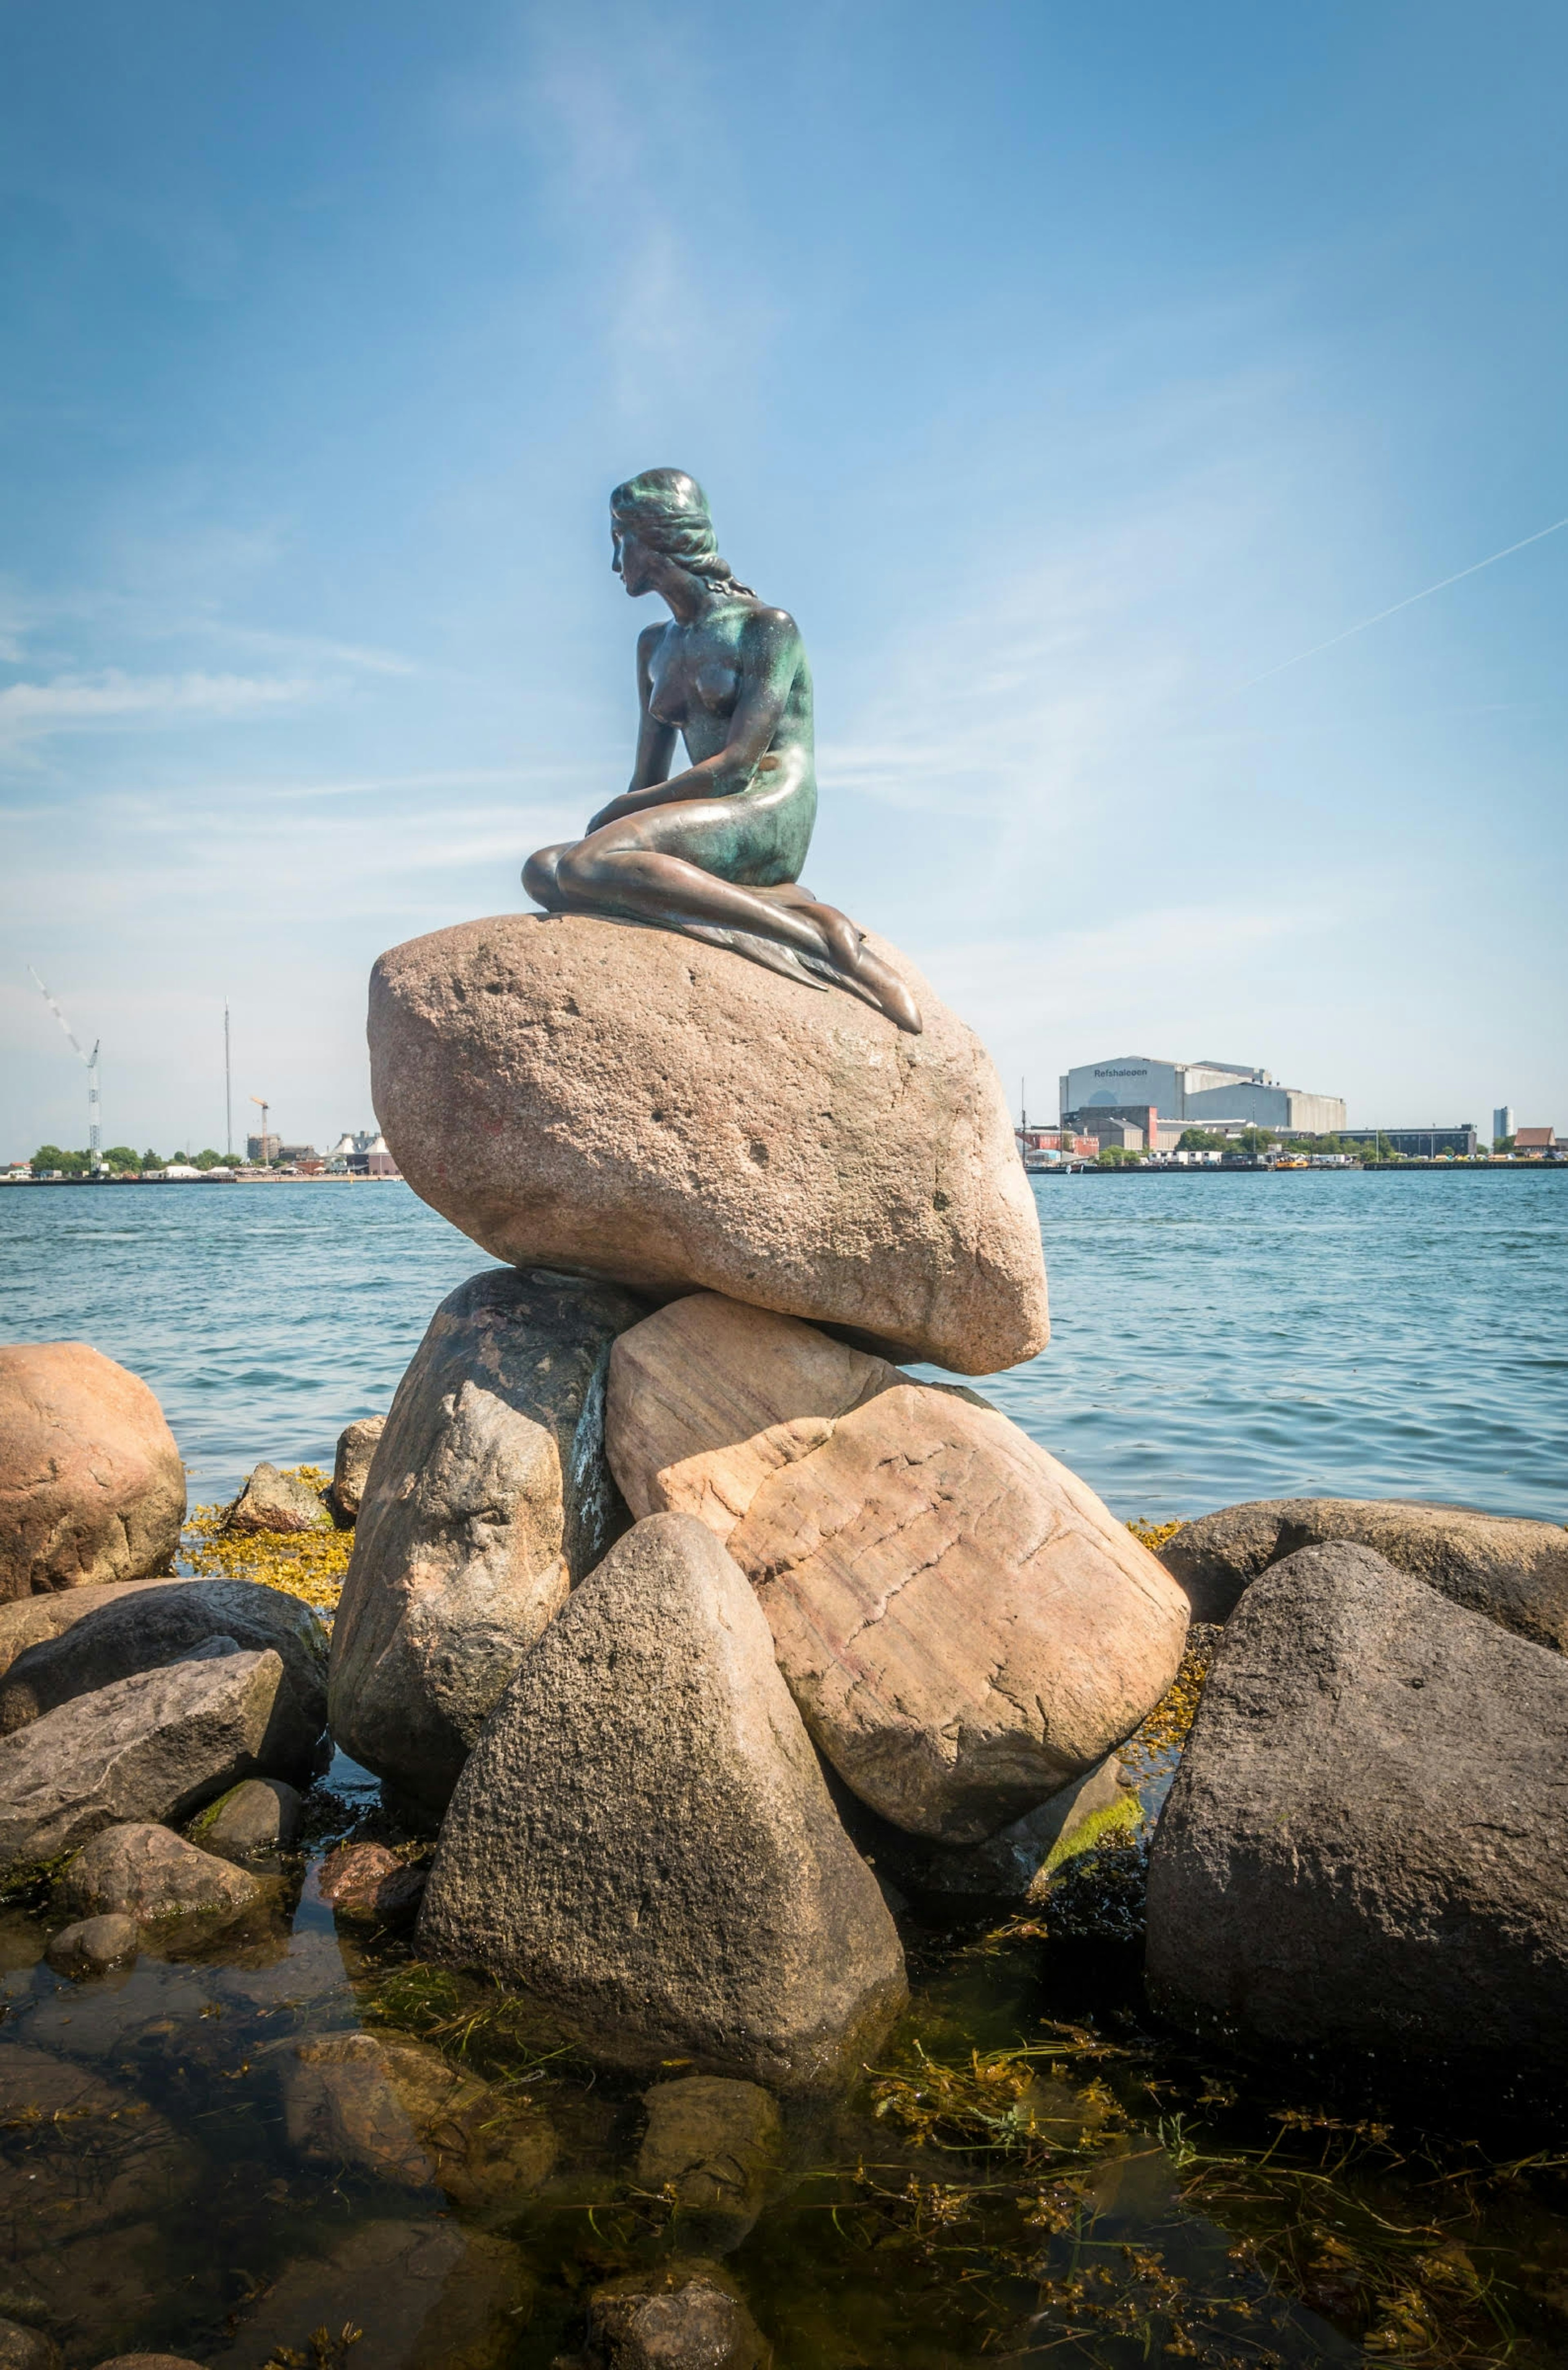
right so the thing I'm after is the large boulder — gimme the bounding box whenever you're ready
[0,1576,201,1680]
[607,1291,900,1537]
[1160,1495,1568,1648]
[329,1267,644,1817]
[0,1344,185,1601]
[0,1577,327,1742]
[0,1647,306,1872]
[418,1513,908,2094]
[1145,1543,1568,2075]
[369,911,1048,1376]
[606,1296,1187,1842]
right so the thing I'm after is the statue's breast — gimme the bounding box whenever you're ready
[693,662,740,715]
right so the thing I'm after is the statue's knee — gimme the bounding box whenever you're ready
[522,844,564,909]
[556,845,600,903]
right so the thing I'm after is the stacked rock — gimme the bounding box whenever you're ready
[329,910,1191,2092]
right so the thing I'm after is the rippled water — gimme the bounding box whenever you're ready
[2,1168,1563,1521]
[2,1169,1567,2368]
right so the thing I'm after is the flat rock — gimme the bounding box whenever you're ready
[369,911,1048,1376]
[1145,1543,1568,2074]
[607,1292,900,1538]
[0,1578,328,1751]
[1160,1495,1568,1647]
[57,1822,264,1929]
[187,1775,301,1861]
[584,2262,766,2370]
[727,1379,1187,1841]
[317,1839,427,1923]
[45,1912,140,1977]
[637,2076,782,2219]
[223,1461,331,1535]
[0,1649,298,1873]
[418,1513,908,2094]
[329,1267,644,1818]
[209,2217,530,2370]
[0,1343,185,1602]
[331,1414,385,1520]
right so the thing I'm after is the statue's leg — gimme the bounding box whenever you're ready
[522,842,570,911]
[555,809,846,968]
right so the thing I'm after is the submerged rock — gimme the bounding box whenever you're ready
[0,2044,199,2242]
[0,1578,328,1748]
[187,1775,302,1861]
[209,2218,530,2370]
[223,1462,332,1535]
[331,1414,386,1521]
[45,1912,139,1977]
[0,2324,60,2370]
[637,2076,783,2221]
[419,1513,907,2094]
[0,1649,306,1873]
[583,2261,767,2370]
[369,910,1048,1375]
[1160,1495,1568,1648]
[0,1343,185,1601]
[1146,1542,1568,2076]
[280,2030,556,2206]
[56,1822,264,1931]
[317,1839,426,1923]
[329,1267,644,1819]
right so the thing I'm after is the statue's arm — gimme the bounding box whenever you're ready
[587,610,801,831]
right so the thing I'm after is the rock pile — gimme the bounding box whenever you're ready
[343,910,1189,2092]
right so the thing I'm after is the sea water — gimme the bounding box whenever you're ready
[1,1168,1562,1522]
[2,1170,1566,2368]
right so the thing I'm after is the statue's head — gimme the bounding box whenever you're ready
[610,469,750,598]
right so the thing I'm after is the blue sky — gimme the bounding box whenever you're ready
[2,0,1563,1154]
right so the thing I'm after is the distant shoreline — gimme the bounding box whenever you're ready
[1,1172,405,1188]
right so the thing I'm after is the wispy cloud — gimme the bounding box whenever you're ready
[0,668,322,751]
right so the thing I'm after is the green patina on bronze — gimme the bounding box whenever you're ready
[523,469,921,1034]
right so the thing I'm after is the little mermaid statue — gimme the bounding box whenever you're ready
[523,469,922,1034]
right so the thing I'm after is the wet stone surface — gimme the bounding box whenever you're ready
[0,1740,1566,2370]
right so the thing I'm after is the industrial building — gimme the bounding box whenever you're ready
[1340,1127,1478,1158]
[1060,1054,1346,1138]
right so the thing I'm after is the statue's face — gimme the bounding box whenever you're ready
[612,525,657,597]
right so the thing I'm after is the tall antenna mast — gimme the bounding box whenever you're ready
[29,967,100,1163]
[224,1004,233,1160]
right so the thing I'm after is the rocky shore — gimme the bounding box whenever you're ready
[2,910,1566,2368]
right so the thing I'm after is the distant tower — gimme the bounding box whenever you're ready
[1494,1105,1515,1143]
[29,967,101,1163]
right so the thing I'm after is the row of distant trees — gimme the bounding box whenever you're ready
[29,1145,259,1174]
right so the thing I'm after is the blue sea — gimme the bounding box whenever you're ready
[1,1167,1563,1524]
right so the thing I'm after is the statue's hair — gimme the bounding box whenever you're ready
[610,468,755,597]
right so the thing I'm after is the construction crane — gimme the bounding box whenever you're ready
[29,967,100,1164]
[249,1092,272,1167]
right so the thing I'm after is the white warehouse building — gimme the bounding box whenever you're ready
[1060,1055,1346,1138]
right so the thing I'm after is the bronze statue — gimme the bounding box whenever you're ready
[523,470,921,1033]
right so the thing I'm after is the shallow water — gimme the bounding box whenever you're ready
[2,1170,1567,2367]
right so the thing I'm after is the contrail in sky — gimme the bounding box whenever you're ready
[1243,511,1568,688]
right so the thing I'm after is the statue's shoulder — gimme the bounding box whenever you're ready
[742,602,801,644]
